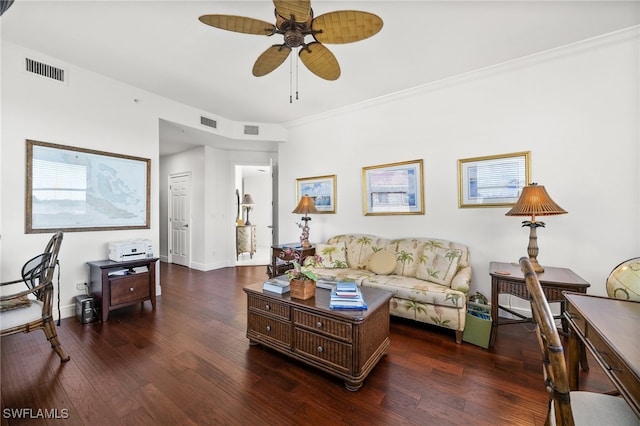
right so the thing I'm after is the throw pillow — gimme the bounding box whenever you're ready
[367,250,397,275]
[314,242,348,268]
[416,245,463,286]
[388,239,424,277]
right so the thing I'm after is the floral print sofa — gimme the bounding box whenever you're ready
[306,234,472,343]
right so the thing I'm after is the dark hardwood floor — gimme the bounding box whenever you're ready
[1,263,613,425]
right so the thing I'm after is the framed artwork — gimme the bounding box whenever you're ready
[296,174,337,213]
[26,139,151,233]
[457,151,531,208]
[362,159,424,215]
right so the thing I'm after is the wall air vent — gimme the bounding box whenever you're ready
[200,116,217,129]
[244,125,259,135]
[25,58,65,82]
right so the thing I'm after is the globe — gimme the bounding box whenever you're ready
[606,258,640,301]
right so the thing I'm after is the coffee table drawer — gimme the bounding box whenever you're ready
[293,309,352,342]
[294,328,352,371]
[247,294,290,320]
[248,312,292,346]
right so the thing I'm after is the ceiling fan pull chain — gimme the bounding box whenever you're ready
[289,50,293,103]
[296,48,300,101]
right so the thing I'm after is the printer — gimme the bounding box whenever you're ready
[108,239,153,262]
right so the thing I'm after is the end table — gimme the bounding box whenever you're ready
[267,243,315,278]
[489,261,589,347]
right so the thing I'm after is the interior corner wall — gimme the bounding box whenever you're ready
[159,146,205,268]
[278,29,640,300]
[159,147,277,271]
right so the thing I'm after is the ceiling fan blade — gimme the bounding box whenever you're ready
[312,11,383,44]
[253,45,292,77]
[273,0,311,23]
[199,15,275,36]
[299,42,340,81]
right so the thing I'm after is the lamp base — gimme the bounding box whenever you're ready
[526,226,544,273]
[299,217,311,248]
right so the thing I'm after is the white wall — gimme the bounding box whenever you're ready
[278,28,640,301]
[1,41,285,318]
[1,43,162,319]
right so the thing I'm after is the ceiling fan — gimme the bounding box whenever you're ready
[199,0,383,82]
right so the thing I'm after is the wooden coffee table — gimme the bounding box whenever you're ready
[244,283,392,391]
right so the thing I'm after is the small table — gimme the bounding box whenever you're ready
[87,258,158,321]
[236,225,256,259]
[244,283,391,391]
[489,261,589,347]
[268,243,315,278]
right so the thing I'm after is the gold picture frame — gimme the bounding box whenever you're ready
[295,174,337,214]
[26,139,151,233]
[457,151,531,208]
[362,159,424,215]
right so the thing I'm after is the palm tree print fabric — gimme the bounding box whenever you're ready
[313,242,348,268]
[310,234,472,333]
[415,244,463,286]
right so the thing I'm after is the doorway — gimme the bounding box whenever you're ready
[235,164,272,266]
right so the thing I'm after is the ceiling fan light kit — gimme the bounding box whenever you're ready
[200,0,382,101]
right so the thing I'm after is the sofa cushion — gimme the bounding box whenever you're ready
[327,234,388,269]
[314,242,348,268]
[416,243,463,286]
[385,239,424,277]
[362,275,466,309]
[367,250,396,275]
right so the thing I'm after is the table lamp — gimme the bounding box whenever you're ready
[242,194,255,225]
[505,183,567,273]
[292,195,319,248]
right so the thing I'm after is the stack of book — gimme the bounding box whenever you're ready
[329,282,367,310]
[262,276,290,294]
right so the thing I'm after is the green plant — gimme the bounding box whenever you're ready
[286,261,318,282]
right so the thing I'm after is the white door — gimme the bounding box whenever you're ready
[169,173,190,267]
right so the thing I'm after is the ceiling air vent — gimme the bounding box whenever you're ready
[200,116,217,129]
[25,58,65,82]
[244,125,259,135]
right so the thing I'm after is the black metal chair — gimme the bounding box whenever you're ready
[0,232,70,362]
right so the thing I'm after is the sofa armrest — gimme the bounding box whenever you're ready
[450,266,471,294]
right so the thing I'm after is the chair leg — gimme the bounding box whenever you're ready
[455,330,463,344]
[42,320,70,362]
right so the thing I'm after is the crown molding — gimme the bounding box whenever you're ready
[285,25,640,129]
